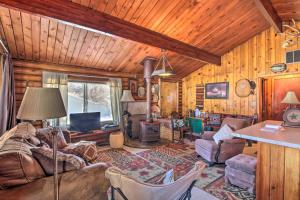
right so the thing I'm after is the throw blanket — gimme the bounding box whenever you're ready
[0,122,36,149]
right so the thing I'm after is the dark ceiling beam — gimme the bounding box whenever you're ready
[0,0,221,65]
[254,0,282,33]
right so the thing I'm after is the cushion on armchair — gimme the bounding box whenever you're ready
[221,117,248,131]
[213,124,233,144]
[201,131,216,140]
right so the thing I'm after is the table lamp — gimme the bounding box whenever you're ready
[17,87,67,200]
[281,91,300,127]
[120,90,135,115]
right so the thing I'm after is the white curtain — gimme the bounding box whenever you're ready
[43,71,68,126]
[109,78,122,125]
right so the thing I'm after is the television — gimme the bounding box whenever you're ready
[69,112,101,133]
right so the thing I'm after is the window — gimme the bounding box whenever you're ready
[68,82,113,122]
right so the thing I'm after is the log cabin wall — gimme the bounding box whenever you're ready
[13,63,146,113]
[182,26,300,116]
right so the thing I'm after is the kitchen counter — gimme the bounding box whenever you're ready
[232,120,300,149]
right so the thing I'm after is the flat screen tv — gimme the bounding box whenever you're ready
[69,112,101,133]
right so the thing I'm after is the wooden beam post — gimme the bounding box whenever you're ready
[254,0,282,33]
[13,59,136,78]
[0,0,221,65]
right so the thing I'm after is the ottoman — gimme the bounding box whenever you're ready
[225,154,257,194]
[109,131,124,149]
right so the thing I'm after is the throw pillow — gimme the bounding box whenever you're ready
[163,169,175,184]
[14,122,36,137]
[36,127,68,149]
[62,141,98,162]
[173,119,184,128]
[6,122,41,147]
[31,146,86,176]
[213,124,233,144]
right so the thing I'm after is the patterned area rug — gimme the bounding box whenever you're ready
[95,143,255,200]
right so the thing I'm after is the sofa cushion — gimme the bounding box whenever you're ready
[225,154,257,174]
[0,139,45,189]
[31,146,86,176]
[221,117,248,131]
[62,141,97,162]
[0,123,40,149]
[36,127,68,149]
[213,124,233,144]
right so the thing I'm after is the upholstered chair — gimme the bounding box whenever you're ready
[105,161,206,200]
[195,117,249,165]
[170,112,190,141]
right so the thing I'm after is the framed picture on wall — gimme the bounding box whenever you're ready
[129,79,138,94]
[205,82,229,99]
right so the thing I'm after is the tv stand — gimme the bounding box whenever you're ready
[70,129,120,145]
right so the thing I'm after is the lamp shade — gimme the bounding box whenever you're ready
[281,91,300,104]
[17,87,67,120]
[120,90,135,102]
[151,49,175,77]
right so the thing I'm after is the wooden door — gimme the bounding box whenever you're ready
[262,74,300,121]
[160,81,178,117]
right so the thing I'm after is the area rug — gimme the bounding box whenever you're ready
[93,148,165,182]
[95,142,255,200]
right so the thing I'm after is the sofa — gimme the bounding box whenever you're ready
[0,123,110,200]
[195,117,251,164]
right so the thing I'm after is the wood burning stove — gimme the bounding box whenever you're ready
[140,121,160,142]
[139,57,160,142]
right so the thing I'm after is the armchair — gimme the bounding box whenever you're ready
[105,161,206,200]
[195,117,250,165]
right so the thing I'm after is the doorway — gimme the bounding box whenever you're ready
[261,74,300,121]
[160,81,178,117]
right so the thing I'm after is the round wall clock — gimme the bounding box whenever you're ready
[283,107,300,127]
[235,79,256,97]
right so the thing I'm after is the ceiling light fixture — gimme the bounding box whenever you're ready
[151,49,175,77]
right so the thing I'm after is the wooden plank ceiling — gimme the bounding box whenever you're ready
[271,0,300,20]
[0,0,275,79]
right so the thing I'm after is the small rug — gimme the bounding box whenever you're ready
[96,143,255,200]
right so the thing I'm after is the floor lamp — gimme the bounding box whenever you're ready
[17,87,67,200]
[120,90,135,142]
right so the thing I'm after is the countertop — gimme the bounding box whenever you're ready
[232,120,300,149]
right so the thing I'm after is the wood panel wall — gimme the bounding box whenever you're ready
[13,63,145,113]
[182,26,300,116]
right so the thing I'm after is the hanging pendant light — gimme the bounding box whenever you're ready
[151,49,175,77]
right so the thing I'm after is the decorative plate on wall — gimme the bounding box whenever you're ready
[235,79,256,97]
[283,107,300,127]
[151,84,159,94]
[138,87,146,97]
